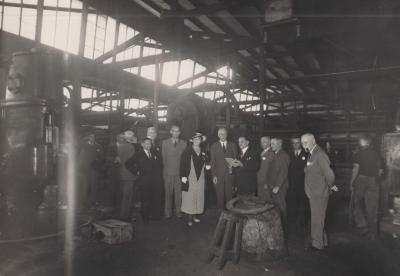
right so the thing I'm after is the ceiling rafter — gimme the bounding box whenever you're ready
[95,33,145,63]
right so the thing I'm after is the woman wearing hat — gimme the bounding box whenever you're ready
[180,133,211,226]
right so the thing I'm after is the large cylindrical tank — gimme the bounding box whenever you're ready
[0,50,62,238]
[167,95,217,140]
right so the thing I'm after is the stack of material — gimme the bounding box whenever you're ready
[93,220,133,244]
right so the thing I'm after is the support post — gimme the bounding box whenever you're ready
[35,0,44,43]
[78,0,88,57]
[153,56,161,128]
[258,30,267,133]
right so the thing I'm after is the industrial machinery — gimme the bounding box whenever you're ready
[0,49,63,238]
[167,94,219,140]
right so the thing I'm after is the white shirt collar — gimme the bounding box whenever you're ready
[220,140,226,145]
[241,146,248,155]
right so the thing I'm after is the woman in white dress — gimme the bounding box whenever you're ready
[180,133,211,226]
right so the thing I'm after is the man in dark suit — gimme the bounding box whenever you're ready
[210,128,238,210]
[146,126,164,220]
[301,133,338,250]
[287,137,309,229]
[235,136,260,196]
[257,136,275,200]
[126,138,161,224]
[269,137,290,222]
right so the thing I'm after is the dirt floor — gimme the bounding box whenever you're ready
[1,197,400,276]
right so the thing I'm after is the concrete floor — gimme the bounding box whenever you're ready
[1,199,400,276]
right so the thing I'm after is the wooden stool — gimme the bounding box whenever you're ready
[206,211,244,269]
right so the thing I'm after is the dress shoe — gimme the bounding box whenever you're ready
[187,221,193,227]
[307,246,323,252]
[193,218,201,223]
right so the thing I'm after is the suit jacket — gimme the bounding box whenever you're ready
[268,149,290,192]
[257,147,275,186]
[125,149,159,186]
[235,147,260,195]
[210,141,238,178]
[161,138,187,176]
[117,141,136,181]
[148,138,163,175]
[289,149,308,191]
[304,145,335,198]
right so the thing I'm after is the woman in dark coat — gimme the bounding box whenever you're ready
[180,133,211,227]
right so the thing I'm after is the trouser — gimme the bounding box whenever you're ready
[140,180,152,222]
[120,180,134,220]
[78,169,98,210]
[152,176,165,219]
[287,185,309,229]
[272,187,288,249]
[215,174,233,210]
[164,174,182,218]
[309,196,329,249]
[353,175,379,236]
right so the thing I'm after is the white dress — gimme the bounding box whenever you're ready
[181,156,205,215]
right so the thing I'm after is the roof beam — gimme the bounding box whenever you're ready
[95,33,145,63]
[106,52,180,69]
[161,1,248,19]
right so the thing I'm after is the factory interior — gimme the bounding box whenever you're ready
[1,0,400,275]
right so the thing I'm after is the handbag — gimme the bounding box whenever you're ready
[181,179,189,192]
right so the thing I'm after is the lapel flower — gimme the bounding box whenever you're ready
[262,157,266,160]
[306,161,312,166]
[302,156,306,160]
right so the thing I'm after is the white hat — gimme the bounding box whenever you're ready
[190,132,206,143]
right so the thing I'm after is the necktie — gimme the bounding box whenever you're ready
[147,150,151,159]
[173,140,177,148]
[222,143,226,153]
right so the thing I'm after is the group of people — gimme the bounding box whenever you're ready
[78,125,383,252]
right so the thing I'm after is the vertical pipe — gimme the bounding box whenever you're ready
[35,0,44,43]
[78,0,88,57]
[226,61,231,129]
[259,30,267,133]
[153,57,161,128]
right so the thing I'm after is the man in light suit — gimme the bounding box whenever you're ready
[301,133,338,250]
[269,137,290,222]
[161,125,187,219]
[257,136,275,200]
[210,127,238,210]
[235,136,260,196]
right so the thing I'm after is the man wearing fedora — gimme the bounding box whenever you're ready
[116,130,137,221]
[162,125,187,219]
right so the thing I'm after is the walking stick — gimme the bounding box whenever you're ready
[348,186,354,225]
